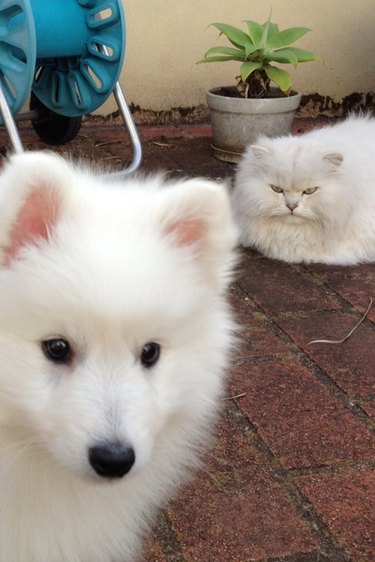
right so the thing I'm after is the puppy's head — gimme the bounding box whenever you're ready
[0,151,237,481]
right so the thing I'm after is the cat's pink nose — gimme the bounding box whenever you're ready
[287,202,298,211]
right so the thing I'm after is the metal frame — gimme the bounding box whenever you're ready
[0,81,142,176]
[0,84,24,154]
[112,82,142,176]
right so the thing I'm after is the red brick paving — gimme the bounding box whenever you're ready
[237,254,341,314]
[278,310,375,398]
[231,358,375,470]
[2,118,374,562]
[297,471,375,562]
[168,414,319,561]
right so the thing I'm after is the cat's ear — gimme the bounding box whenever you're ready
[323,153,343,168]
[249,145,272,159]
[158,178,237,285]
[0,151,72,266]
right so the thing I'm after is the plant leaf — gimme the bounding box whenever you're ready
[266,48,299,66]
[278,47,321,62]
[264,65,292,92]
[240,60,263,82]
[211,23,251,49]
[267,27,311,49]
[204,46,246,60]
[245,20,264,46]
[244,42,258,57]
[267,22,280,38]
[197,55,241,64]
[259,15,271,49]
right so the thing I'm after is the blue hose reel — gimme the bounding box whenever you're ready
[0,0,142,173]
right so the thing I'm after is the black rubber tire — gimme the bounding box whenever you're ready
[30,91,82,145]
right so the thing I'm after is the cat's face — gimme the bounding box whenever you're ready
[238,139,343,224]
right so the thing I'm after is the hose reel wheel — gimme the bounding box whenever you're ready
[0,0,126,121]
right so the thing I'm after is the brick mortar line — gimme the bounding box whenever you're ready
[150,509,187,562]
[289,460,375,477]
[355,394,375,403]
[290,350,375,435]
[225,403,350,562]
[266,551,348,562]
[232,352,293,367]
[301,264,375,321]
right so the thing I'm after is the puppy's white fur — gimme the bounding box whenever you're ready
[0,152,237,562]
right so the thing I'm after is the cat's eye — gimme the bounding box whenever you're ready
[303,186,318,195]
[270,184,284,194]
[140,342,161,368]
[42,338,73,365]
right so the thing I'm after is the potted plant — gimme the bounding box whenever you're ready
[198,16,320,162]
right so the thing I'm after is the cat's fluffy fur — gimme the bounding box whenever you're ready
[232,115,375,264]
[0,151,237,561]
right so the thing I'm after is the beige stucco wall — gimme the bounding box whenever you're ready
[100,0,375,115]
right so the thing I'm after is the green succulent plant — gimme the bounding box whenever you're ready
[198,17,320,98]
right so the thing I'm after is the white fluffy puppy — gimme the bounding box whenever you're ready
[0,151,237,562]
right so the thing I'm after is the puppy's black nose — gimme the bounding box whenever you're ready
[89,443,135,478]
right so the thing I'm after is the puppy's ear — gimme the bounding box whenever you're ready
[158,178,238,285]
[0,151,72,266]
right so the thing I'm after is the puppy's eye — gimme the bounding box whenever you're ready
[303,186,318,195]
[140,342,160,368]
[270,184,283,194]
[42,338,72,365]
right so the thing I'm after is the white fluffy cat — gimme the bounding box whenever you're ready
[232,115,375,264]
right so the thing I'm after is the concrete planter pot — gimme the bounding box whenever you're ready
[206,86,302,163]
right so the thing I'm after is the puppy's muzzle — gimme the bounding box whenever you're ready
[89,442,135,478]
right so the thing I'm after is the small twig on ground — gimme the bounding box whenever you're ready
[153,141,172,148]
[200,466,225,490]
[223,392,246,401]
[308,297,373,345]
[95,141,119,148]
